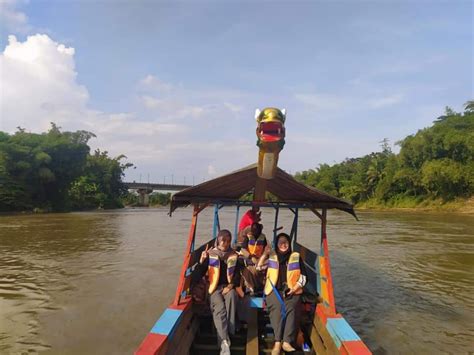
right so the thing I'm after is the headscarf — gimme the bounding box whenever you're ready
[210,229,234,261]
[276,232,292,264]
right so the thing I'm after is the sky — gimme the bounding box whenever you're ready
[0,0,472,184]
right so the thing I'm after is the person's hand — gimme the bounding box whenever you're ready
[240,249,250,258]
[222,284,233,296]
[251,256,258,265]
[200,244,210,264]
[286,284,302,296]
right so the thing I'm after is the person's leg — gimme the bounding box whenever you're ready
[224,288,238,335]
[266,291,284,342]
[241,266,258,294]
[282,294,301,345]
[210,288,229,344]
[237,294,250,324]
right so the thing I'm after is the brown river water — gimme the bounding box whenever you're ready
[0,208,473,354]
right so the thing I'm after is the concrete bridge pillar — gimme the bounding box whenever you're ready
[137,188,153,206]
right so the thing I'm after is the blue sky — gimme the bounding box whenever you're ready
[0,0,472,183]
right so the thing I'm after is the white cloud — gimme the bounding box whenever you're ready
[368,94,404,109]
[140,95,209,119]
[0,34,257,182]
[138,74,173,92]
[223,102,243,113]
[137,74,245,122]
[0,34,88,131]
[0,0,30,34]
[293,93,347,111]
[0,35,189,168]
[207,164,216,176]
[294,91,404,112]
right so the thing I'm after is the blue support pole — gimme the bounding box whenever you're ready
[212,204,220,239]
[234,204,240,245]
[290,208,298,248]
[294,208,299,243]
[273,206,279,248]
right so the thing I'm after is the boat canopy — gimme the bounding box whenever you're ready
[170,164,356,217]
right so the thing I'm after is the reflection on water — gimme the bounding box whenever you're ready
[0,208,473,354]
[326,211,474,354]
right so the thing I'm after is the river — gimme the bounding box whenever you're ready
[0,208,472,354]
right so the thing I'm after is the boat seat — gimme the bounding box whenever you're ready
[249,296,264,308]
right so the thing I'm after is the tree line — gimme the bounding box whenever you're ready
[295,103,474,207]
[0,124,132,212]
[2,103,472,212]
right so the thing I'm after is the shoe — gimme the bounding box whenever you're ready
[220,339,231,355]
[282,342,296,352]
[271,341,282,355]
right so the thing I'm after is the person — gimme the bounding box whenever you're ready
[264,233,307,354]
[238,205,261,240]
[237,222,270,294]
[194,229,241,355]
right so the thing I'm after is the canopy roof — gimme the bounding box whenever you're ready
[170,164,356,217]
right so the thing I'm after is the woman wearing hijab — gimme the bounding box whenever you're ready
[195,229,240,355]
[264,233,307,354]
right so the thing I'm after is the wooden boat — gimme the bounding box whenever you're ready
[135,164,372,354]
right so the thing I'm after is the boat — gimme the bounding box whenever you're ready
[135,109,371,355]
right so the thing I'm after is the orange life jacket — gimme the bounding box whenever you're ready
[264,251,303,295]
[208,253,237,294]
[247,233,266,258]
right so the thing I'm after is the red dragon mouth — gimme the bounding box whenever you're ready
[258,121,284,142]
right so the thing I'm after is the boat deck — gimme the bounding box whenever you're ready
[189,296,311,355]
[191,306,308,355]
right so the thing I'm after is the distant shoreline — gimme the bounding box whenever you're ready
[355,197,474,214]
[2,200,473,216]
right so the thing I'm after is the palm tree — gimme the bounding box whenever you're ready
[464,100,474,114]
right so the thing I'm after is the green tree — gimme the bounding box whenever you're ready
[464,100,474,114]
[295,106,473,205]
[70,150,133,209]
[421,159,472,199]
[0,124,132,212]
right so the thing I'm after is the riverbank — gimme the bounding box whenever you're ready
[3,198,473,215]
[356,197,474,214]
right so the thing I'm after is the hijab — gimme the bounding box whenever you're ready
[210,229,234,261]
[276,232,292,264]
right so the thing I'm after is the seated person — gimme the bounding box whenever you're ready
[237,205,261,241]
[264,233,307,355]
[194,229,241,355]
[237,222,269,294]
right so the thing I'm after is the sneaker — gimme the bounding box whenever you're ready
[220,339,231,355]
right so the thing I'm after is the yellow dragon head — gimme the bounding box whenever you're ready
[255,107,286,180]
[255,107,286,147]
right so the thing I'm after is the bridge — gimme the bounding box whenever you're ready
[123,182,191,206]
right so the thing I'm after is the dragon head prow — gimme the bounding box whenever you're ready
[255,107,286,180]
[255,107,286,144]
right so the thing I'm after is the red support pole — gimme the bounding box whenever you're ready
[173,204,199,306]
[321,208,337,315]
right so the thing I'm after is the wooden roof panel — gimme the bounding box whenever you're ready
[170,164,355,216]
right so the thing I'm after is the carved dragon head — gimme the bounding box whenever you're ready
[255,107,286,147]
